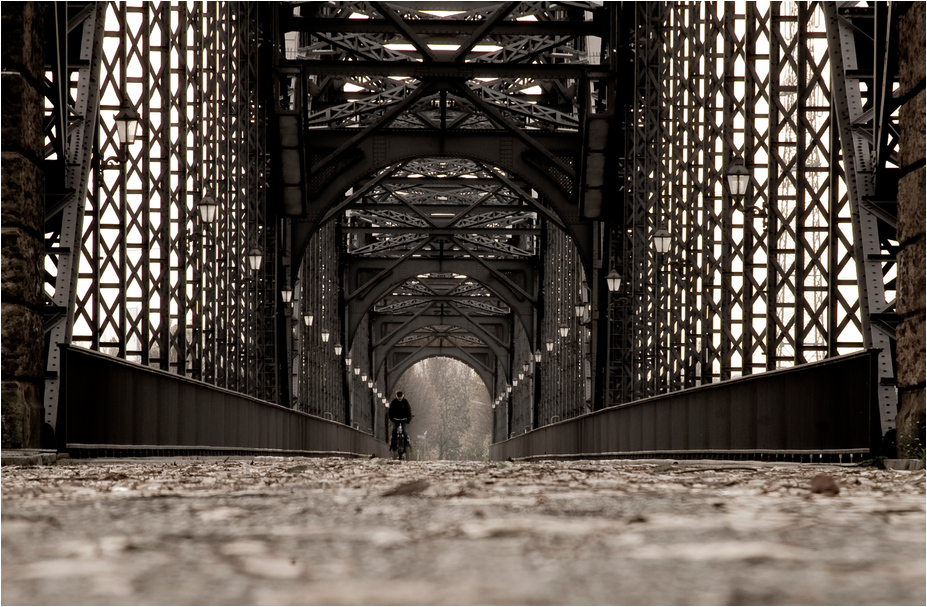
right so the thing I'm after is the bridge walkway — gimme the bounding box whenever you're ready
[2,456,924,605]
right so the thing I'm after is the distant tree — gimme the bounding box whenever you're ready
[395,357,492,460]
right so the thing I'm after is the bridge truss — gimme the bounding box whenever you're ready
[41,1,905,447]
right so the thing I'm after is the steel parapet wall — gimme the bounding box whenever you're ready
[57,346,390,458]
[491,351,878,461]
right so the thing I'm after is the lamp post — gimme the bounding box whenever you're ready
[606,268,622,293]
[197,191,218,224]
[114,102,140,146]
[726,158,750,198]
[247,247,263,272]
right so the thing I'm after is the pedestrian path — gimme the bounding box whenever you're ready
[2,457,924,605]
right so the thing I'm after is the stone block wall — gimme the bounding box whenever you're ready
[1,2,46,448]
[896,2,926,458]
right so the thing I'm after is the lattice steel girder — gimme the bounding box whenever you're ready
[290,129,592,281]
[386,346,498,397]
[282,59,604,79]
[371,314,511,380]
[606,2,866,409]
[43,2,106,432]
[282,16,605,37]
[824,2,901,434]
[345,256,536,346]
[373,314,510,351]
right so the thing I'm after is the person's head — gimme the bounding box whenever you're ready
[396,391,403,398]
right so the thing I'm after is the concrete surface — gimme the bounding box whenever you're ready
[2,456,925,605]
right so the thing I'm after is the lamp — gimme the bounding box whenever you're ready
[653,228,672,255]
[513,379,519,387]
[304,314,314,327]
[114,103,140,146]
[523,361,530,373]
[727,158,750,197]
[505,383,512,394]
[247,247,263,272]
[281,288,293,303]
[546,339,554,352]
[559,323,569,338]
[344,356,352,367]
[534,349,542,363]
[197,191,218,224]
[574,302,585,318]
[606,268,622,292]
[334,343,343,356]
[354,367,361,376]
[518,372,524,381]
[361,373,367,382]
[367,380,374,389]
[321,329,330,342]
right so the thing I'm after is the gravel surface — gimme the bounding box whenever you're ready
[2,457,925,605]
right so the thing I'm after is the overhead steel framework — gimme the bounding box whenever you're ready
[39,1,907,450]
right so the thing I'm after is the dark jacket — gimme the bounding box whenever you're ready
[388,397,411,422]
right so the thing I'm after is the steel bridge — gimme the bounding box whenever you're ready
[3,1,923,460]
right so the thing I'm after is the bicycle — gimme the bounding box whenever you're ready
[393,418,411,460]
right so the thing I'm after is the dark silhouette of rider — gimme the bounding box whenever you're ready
[388,391,412,451]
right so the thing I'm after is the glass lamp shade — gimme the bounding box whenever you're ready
[304,314,314,327]
[281,288,293,303]
[518,372,524,381]
[247,248,263,272]
[197,193,218,223]
[344,356,352,367]
[367,380,374,389]
[546,339,554,352]
[354,367,361,376]
[334,343,343,356]
[558,323,570,338]
[505,384,512,394]
[574,302,585,318]
[513,379,519,387]
[360,373,367,382]
[114,105,141,146]
[321,329,330,342]
[606,268,622,292]
[653,229,672,254]
[534,349,542,363]
[727,160,750,197]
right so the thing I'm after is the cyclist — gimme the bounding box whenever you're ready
[388,391,412,452]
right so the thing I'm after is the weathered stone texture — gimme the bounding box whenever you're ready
[898,2,926,96]
[0,2,44,80]
[0,152,44,234]
[1,228,44,307]
[0,302,44,380]
[896,313,926,391]
[0,380,43,449]
[897,169,926,244]
[897,388,926,457]
[0,74,44,158]
[897,237,926,317]
[899,89,925,168]
[895,1,927,453]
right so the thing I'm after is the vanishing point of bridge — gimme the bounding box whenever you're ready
[2,1,924,461]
